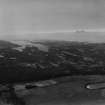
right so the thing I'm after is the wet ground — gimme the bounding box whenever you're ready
[1,75,105,105]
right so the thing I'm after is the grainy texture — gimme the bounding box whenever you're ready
[17,76,105,105]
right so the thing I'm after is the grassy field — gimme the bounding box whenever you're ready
[14,75,105,105]
[1,75,105,105]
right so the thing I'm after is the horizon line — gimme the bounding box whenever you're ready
[25,29,105,34]
[0,28,105,36]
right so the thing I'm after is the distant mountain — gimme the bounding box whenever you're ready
[0,40,19,48]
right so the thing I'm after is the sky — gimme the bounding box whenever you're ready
[0,0,105,42]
